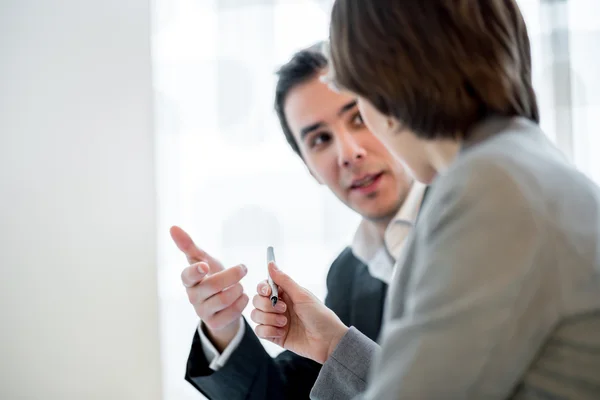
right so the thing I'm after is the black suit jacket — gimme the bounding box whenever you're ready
[184,247,388,399]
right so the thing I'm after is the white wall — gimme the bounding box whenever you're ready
[0,1,162,399]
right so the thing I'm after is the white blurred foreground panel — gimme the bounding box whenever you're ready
[0,1,162,399]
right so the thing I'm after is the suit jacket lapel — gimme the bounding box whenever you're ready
[349,184,430,342]
[350,264,388,342]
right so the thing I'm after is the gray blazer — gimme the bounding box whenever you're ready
[310,116,600,400]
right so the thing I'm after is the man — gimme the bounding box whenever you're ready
[252,1,600,399]
[170,42,426,399]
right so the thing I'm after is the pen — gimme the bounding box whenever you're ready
[267,246,279,307]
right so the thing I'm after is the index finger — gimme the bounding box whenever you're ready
[170,225,207,264]
[257,280,284,298]
[257,280,271,297]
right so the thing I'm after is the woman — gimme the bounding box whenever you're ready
[251,1,600,398]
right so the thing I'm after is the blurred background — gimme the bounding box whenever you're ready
[1,0,598,399]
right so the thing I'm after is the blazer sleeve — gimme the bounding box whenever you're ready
[184,248,356,400]
[310,327,379,400]
[185,319,322,400]
[354,159,557,400]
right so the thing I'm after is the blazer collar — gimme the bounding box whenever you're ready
[460,115,539,153]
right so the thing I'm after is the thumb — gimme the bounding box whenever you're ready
[268,262,306,304]
[182,262,209,288]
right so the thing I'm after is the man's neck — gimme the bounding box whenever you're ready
[373,214,395,240]
[351,182,425,274]
[371,182,417,239]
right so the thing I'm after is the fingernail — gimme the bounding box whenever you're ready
[276,316,287,326]
[261,286,268,296]
[270,262,279,271]
[241,264,247,273]
[197,263,206,274]
[276,302,286,312]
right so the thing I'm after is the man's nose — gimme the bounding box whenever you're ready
[337,131,367,168]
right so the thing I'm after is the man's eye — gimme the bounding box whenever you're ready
[310,133,331,148]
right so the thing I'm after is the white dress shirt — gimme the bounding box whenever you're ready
[199,317,245,370]
[199,182,426,370]
[351,182,426,284]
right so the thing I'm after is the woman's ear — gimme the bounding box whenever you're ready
[387,117,401,132]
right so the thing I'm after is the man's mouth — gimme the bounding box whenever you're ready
[350,172,384,189]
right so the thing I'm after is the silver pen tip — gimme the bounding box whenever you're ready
[267,246,275,263]
[271,296,278,307]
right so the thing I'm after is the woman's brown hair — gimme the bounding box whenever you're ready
[328,0,540,139]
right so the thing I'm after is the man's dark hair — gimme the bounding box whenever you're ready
[329,0,540,140]
[274,42,327,156]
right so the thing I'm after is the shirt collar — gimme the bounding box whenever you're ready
[351,181,426,266]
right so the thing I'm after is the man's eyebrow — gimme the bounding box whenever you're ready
[300,101,358,140]
[300,121,325,140]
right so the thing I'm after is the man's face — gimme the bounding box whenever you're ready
[284,76,413,221]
